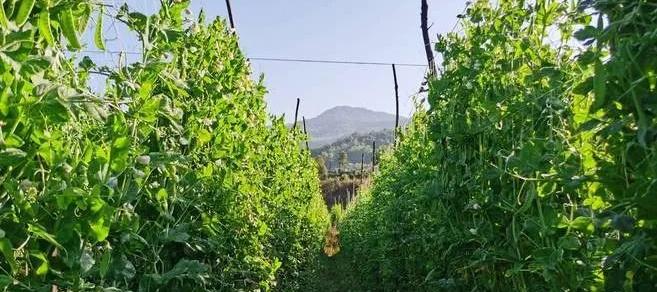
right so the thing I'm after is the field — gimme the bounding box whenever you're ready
[1,0,656,291]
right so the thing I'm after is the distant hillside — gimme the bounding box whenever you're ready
[312,129,395,171]
[302,106,408,148]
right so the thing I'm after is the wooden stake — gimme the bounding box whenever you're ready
[371,141,376,171]
[303,116,310,150]
[393,64,400,135]
[360,153,365,177]
[292,98,300,130]
[421,0,436,76]
[225,0,236,30]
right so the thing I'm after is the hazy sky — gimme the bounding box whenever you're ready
[89,1,467,121]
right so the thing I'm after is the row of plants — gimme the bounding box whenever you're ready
[335,0,657,291]
[0,0,328,291]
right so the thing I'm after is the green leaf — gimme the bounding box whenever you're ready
[59,7,82,49]
[570,217,594,233]
[0,275,12,289]
[99,250,111,279]
[558,235,581,250]
[144,259,207,287]
[591,60,607,111]
[583,195,606,210]
[3,134,25,148]
[163,224,190,243]
[56,187,83,210]
[110,137,131,172]
[110,254,136,280]
[94,6,105,50]
[30,252,49,276]
[0,238,17,274]
[0,148,27,167]
[28,224,64,250]
[20,56,51,75]
[574,26,598,41]
[197,129,212,145]
[156,188,168,211]
[14,0,36,26]
[88,197,113,242]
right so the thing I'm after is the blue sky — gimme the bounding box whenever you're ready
[89,1,467,121]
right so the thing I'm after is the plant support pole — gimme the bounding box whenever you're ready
[292,98,300,130]
[393,64,400,134]
[421,0,436,76]
[225,0,235,29]
[372,141,376,171]
[303,116,310,150]
[361,153,365,175]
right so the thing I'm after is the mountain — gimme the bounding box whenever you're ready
[311,129,395,171]
[303,106,408,148]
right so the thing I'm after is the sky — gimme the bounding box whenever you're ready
[88,0,468,121]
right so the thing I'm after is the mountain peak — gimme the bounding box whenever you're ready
[315,106,398,120]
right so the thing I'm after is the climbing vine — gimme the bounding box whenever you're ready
[336,0,657,290]
[0,0,328,291]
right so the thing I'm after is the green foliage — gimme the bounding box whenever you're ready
[312,129,393,171]
[314,156,328,179]
[335,0,657,291]
[0,1,328,291]
[329,205,344,226]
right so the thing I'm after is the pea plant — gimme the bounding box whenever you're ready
[0,1,328,291]
[335,0,657,291]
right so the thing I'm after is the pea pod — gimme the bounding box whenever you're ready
[94,6,105,50]
[14,0,36,26]
[0,0,9,28]
[59,6,81,49]
[38,9,55,46]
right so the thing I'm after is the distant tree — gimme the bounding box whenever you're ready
[339,151,349,174]
[315,156,328,179]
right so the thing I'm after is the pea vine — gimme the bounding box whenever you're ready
[0,0,328,291]
[335,0,657,290]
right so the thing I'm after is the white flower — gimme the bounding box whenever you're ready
[136,155,151,165]
[469,228,478,235]
[163,52,174,63]
[149,181,160,189]
[465,82,473,90]
[62,163,73,173]
[119,104,129,113]
[201,118,215,127]
[472,203,481,210]
[134,169,146,178]
[108,177,119,188]
[20,179,33,192]
[172,108,184,119]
